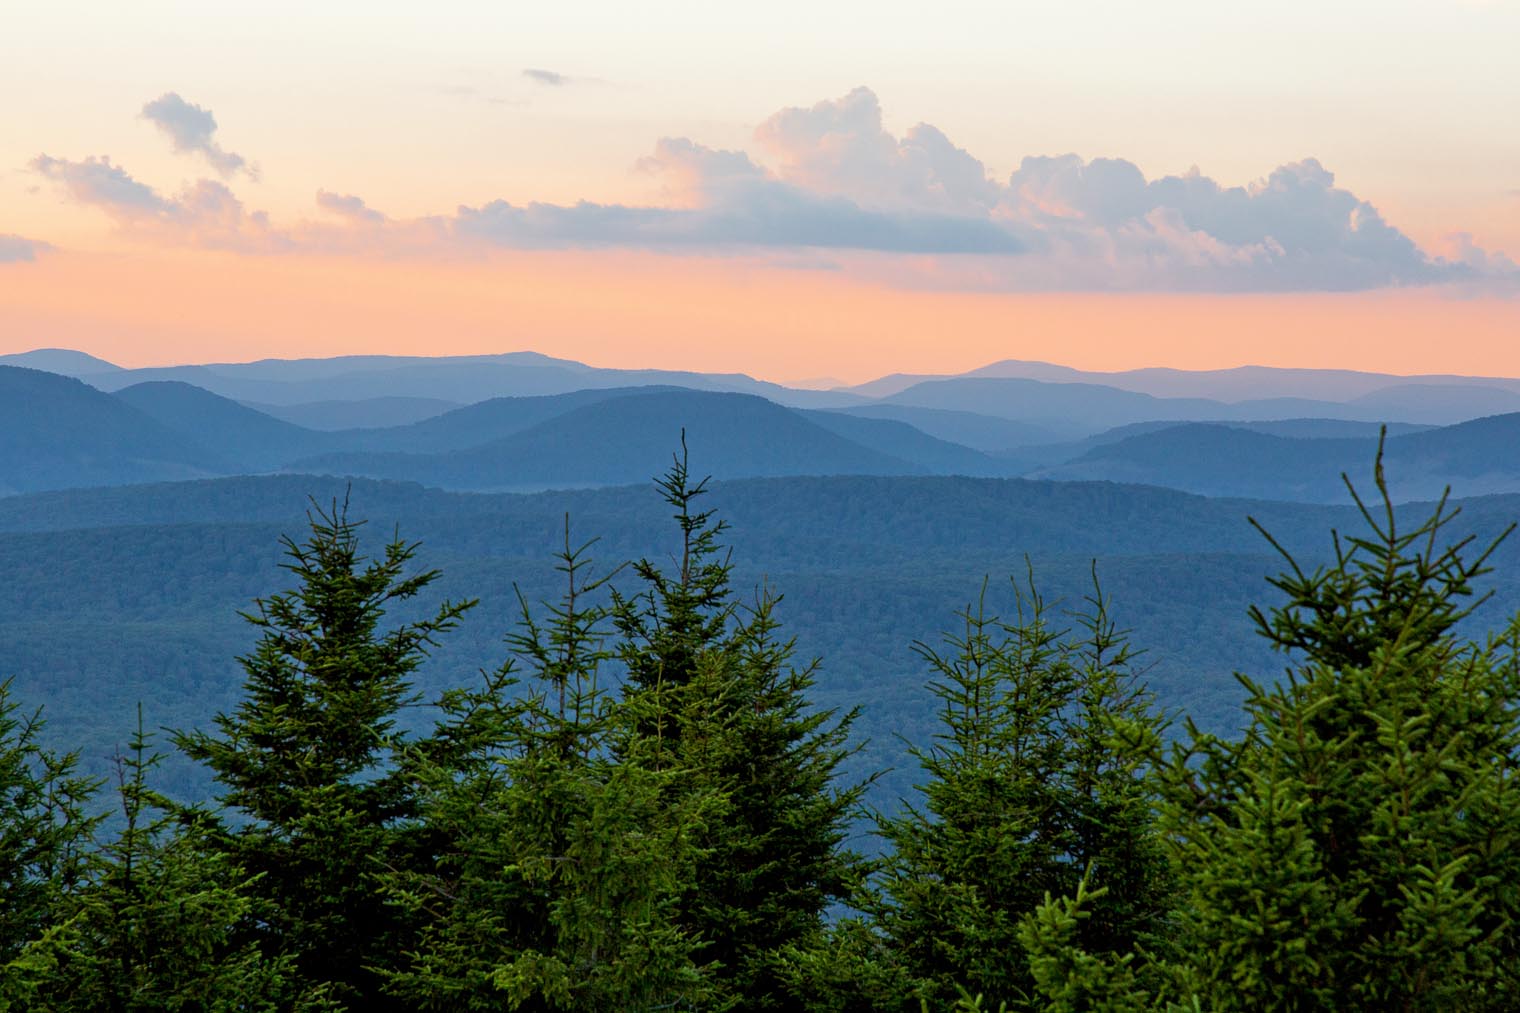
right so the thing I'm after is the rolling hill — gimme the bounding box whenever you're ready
[113,380,337,470]
[0,366,223,494]
[1032,414,1520,502]
[4,470,1520,811]
[289,390,924,490]
[244,396,463,430]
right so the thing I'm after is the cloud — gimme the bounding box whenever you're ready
[32,154,168,215]
[523,68,569,87]
[29,87,1518,292]
[755,86,1001,216]
[141,92,252,178]
[316,189,386,224]
[31,154,281,251]
[453,137,1023,254]
[994,153,1454,291]
[0,234,51,263]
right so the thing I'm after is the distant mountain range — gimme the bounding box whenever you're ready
[4,348,1520,503]
[1033,415,1520,502]
[849,359,1520,404]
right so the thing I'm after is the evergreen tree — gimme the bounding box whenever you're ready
[1024,442,1520,1009]
[383,522,714,1011]
[0,680,98,1005]
[874,574,1172,1011]
[9,714,324,1012]
[173,497,474,1009]
[612,441,866,1012]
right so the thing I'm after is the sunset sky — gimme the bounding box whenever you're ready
[3,0,1517,383]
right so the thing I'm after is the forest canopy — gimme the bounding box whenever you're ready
[2,444,1519,1011]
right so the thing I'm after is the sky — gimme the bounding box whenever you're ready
[2,0,1518,383]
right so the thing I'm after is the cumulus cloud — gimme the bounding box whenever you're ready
[141,92,252,178]
[994,153,1451,290]
[454,137,1022,254]
[0,234,51,263]
[755,86,1001,216]
[28,86,1518,292]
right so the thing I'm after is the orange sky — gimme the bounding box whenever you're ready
[3,247,1516,383]
[4,3,1518,381]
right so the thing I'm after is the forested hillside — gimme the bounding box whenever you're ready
[4,446,1520,1009]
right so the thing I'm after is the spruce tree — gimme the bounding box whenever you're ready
[382,523,714,1011]
[1024,442,1520,1009]
[1169,453,1520,1008]
[0,680,98,1003]
[611,442,865,1012]
[11,714,322,1012]
[173,497,473,1009]
[874,575,1172,1011]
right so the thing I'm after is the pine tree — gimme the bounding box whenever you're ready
[874,573,1172,1011]
[382,521,714,1012]
[611,441,866,1012]
[173,497,474,1009]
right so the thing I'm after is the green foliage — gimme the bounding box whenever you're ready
[382,523,714,1012]
[872,571,1173,1010]
[5,713,328,1012]
[612,441,867,1012]
[5,442,1520,1012]
[0,680,98,1006]
[1019,875,1196,1013]
[1170,458,1520,1008]
[172,496,475,1009]
[1026,443,1520,1009]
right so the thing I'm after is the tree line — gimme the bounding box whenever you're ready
[3,444,1520,1011]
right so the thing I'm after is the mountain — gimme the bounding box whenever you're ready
[884,377,1230,436]
[833,403,1060,452]
[0,366,222,494]
[960,359,1520,402]
[290,390,923,490]
[799,410,1010,475]
[244,396,463,430]
[1031,413,1520,502]
[1032,425,1365,501]
[326,386,688,455]
[72,350,863,409]
[1347,384,1520,423]
[1000,418,1432,469]
[882,375,1500,438]
[0,348,123,376]
[113,381,335,470]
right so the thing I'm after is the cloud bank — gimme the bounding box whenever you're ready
[26,87,1518,292]
[141,92,252,178]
